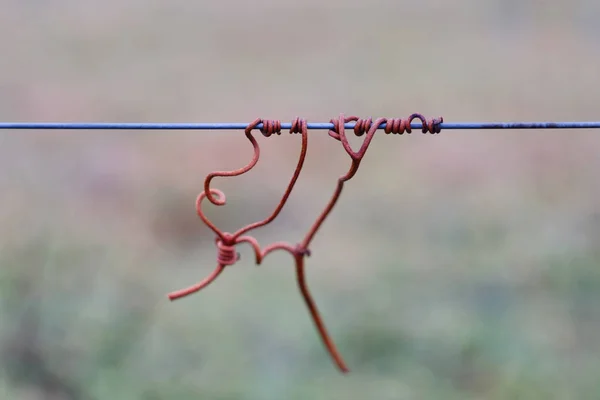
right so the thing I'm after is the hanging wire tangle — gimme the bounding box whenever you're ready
[8,113,600,375]
[2,120,600,130]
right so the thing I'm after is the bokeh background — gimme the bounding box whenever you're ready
[1,1,600,399]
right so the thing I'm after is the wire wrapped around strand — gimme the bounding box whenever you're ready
[168,113,443,374]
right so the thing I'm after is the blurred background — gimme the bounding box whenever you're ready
[1,0,600,399]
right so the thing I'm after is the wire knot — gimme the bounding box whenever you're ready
[384,118,412,134]
[327,115,359,141]
[260,119,282,137]
[353,117,372,136]
[216,238,240,266]
[289,117,307,134]
[405,113,444,134]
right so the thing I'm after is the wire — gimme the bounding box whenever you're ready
[1,121,600,131]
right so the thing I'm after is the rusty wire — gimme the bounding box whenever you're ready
[167,113,443,374]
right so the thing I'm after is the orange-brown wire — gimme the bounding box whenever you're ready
[168,113,443,374]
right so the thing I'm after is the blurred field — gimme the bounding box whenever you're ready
[1,1,600,399]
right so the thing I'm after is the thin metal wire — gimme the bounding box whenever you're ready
[1,121,600,130]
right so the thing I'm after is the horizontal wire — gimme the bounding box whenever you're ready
[1,121,600,131]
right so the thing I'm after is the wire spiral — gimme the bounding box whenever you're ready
[216,239,239,266]
[259,119,282,137]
